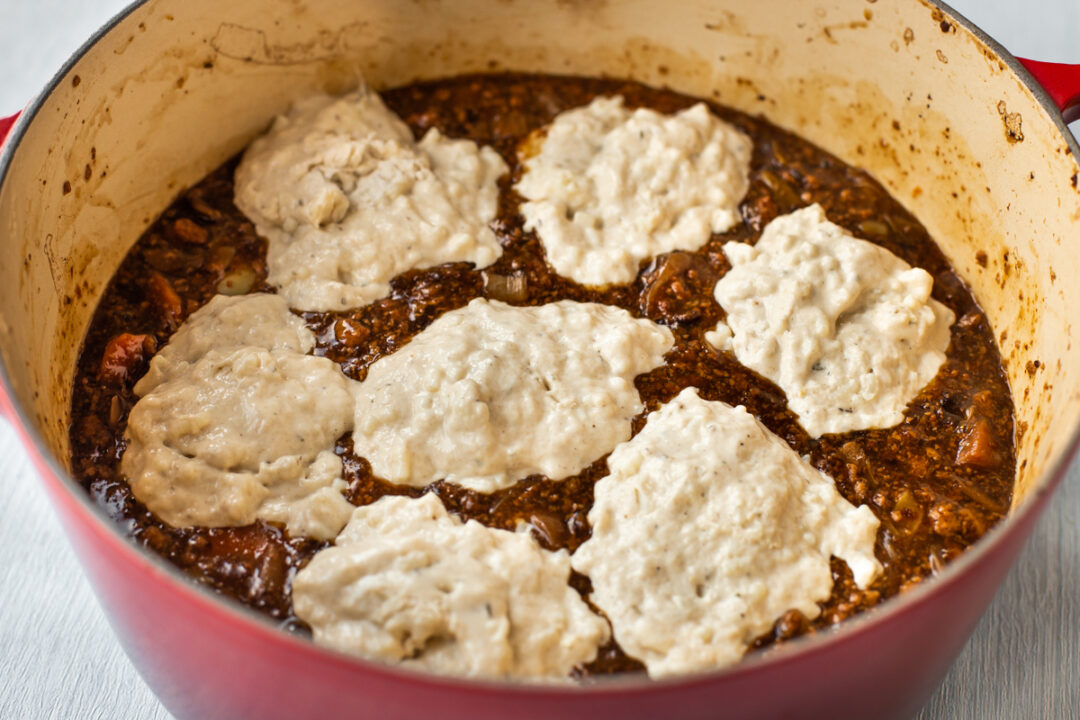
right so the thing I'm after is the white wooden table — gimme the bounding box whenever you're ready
[0,1,1077,718]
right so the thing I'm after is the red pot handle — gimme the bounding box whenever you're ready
[0,383,14,423]
[0,112,18,148]
[1018,59,1080,124]
[0,112,19,421]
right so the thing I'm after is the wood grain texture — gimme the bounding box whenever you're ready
[0,1,1077,718]
[0,421,170,720]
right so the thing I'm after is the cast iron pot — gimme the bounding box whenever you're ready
[1,1,1078,718]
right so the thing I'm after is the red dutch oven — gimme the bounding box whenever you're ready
[1,1,1078,718]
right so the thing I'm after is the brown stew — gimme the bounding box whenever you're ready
[69,73,1015,676]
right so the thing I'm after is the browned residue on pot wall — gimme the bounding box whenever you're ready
[997,101,1025,143]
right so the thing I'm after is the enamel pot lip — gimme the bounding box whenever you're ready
[0,0,1074,697]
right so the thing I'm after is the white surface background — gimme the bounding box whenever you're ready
[0,1,1077,718]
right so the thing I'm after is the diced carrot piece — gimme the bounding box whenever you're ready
[147,271,183,328]
[956,418,998,468]
[99,333,156,385]
[169,217,209,245]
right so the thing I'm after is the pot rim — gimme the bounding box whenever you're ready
[0,0,1074,696]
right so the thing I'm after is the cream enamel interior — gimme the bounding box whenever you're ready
[1,0,1078,513]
